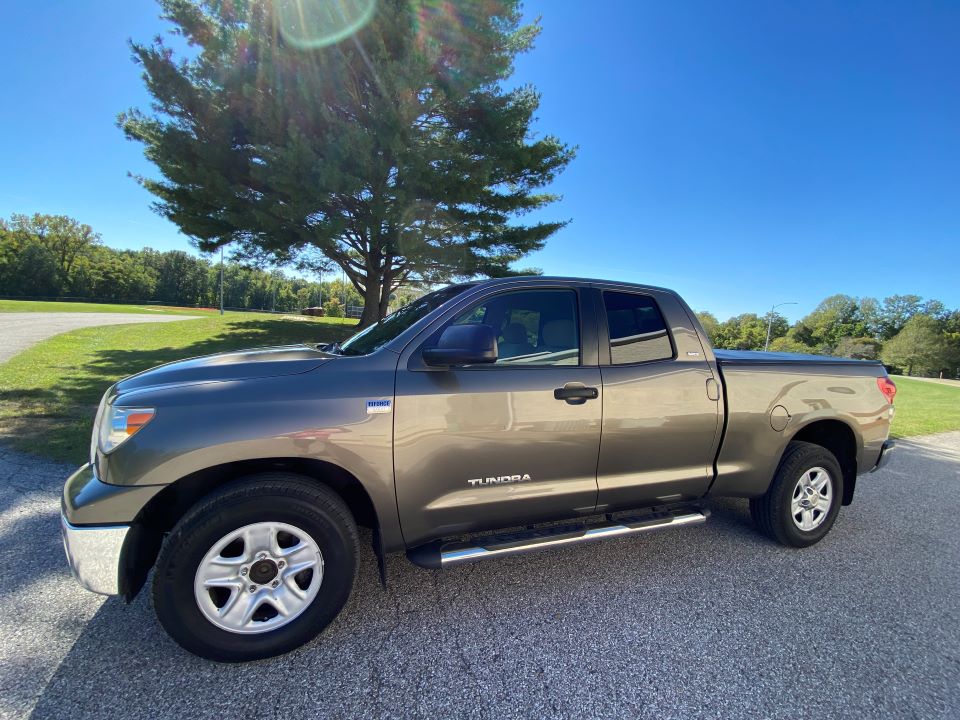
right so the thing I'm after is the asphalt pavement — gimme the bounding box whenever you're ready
[0,313,198,364]
[0,433,958,720]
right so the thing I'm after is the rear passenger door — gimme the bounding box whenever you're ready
[595,286,722,511]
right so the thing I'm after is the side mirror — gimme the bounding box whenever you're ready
[422,324,498,367]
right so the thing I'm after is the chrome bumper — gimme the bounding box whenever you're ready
[60,513,130,595]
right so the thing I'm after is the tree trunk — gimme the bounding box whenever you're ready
[377,270,393,319]
[350,253,398,328]
[358,278,382,329]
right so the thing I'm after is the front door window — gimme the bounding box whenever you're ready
[451,289,580,366]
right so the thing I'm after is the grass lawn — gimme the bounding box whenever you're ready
[889,376,960,439]
[0,314,357,462]
[1,316,956,463]
[0,299,211,315]
[0,299,359,325]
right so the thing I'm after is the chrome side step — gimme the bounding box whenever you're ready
[407,508,709,569]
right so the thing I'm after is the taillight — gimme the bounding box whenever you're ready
[877,376,897,404]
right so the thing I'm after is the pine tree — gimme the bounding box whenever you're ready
[120,0,575,326]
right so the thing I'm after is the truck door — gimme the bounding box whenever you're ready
[594,286,722,511]
[393,285,602,548]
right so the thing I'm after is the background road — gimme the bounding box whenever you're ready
[0,313,197,364]
[1,433,957,720]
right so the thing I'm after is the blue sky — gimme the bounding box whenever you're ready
[1,1,957,321]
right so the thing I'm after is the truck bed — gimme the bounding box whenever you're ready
[709,349,889,500]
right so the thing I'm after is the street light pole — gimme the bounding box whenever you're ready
[218,246,224,316]
[765,301,798,350]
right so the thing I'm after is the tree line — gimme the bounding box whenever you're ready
[697,294,960,378]
[4,212,956,377]
[0,213,374,314]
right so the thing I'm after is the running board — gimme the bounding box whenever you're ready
[406,508,709,569]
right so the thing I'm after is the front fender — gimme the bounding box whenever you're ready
[98,353,404,550]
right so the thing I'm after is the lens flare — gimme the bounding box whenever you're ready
[274,0,377,49]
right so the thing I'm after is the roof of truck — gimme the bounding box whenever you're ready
[463,276,674,294]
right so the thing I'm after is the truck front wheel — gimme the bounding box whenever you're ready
[152,473,358,662]
[750,441,844,548]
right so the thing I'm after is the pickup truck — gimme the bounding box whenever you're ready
[61,277,896,661]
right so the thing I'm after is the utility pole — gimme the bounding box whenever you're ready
[218,246,224,316]
[765,301,797,350]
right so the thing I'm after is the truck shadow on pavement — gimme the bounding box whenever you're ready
[12,439,960,720]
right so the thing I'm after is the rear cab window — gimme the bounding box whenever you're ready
[602,291,674,364]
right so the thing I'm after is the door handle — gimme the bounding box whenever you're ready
[554,384,599,404]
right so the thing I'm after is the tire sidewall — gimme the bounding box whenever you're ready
[154,489,355,662]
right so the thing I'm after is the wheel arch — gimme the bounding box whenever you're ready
[787,419,859,506]
[121,457,383,601]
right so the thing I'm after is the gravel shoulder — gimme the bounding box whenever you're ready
[0,313,199,364]
[0,433,958,720]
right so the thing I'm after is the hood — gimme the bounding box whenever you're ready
[115,345,333,394]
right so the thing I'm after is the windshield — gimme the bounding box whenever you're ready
[334,284,474,356]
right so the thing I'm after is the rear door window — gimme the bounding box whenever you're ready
[603,291,673,364]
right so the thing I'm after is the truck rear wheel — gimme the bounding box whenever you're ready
[750,441,844,548]
[152,473,358,662]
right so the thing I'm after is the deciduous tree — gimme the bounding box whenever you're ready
[879,294,922,339]
[792,294,867,349]
[0,214,101,295]
[712,313,785,350]
[880,315,948,376]
[833,336,882,360]
[768,336,812,354]
[695,311,718,343]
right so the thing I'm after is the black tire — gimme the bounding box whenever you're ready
[749,441,844,548]
[153,473,358,662]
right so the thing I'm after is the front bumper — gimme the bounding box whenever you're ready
[61,463,162,596]
[870,439,895,473]
[61,514,130,595]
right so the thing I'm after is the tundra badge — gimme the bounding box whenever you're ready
[467,474,533,487]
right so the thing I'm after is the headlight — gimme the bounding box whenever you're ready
[98,406,156,453]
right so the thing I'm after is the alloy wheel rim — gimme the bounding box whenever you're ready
[790,467,833,532]
[193,521,324,634]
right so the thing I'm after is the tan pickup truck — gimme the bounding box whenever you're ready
[61,276,896,661]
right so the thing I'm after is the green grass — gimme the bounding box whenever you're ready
[889,376,960,439]
[0,299,212,315]
[0,314,357,461]
[0,299,359,324]
[1,315,955,462]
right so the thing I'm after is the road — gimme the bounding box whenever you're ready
[0,313,198,364]
[0,433,957,720]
